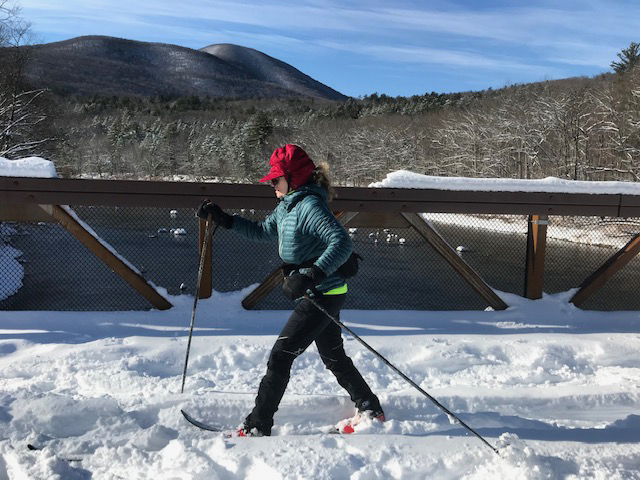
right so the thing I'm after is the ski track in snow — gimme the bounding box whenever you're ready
[0,290,639,479]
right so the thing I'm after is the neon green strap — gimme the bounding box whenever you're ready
[323,283,348,295]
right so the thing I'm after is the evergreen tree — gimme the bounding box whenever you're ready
[240,112,273,178]
[611,42,640,74]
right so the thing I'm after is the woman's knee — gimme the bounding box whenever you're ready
[267,347,296,375]
[320,347,352,371]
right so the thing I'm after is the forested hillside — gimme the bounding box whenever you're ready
[49,67,640,186]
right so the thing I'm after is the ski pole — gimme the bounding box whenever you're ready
[181,214,217,394]
[307,297,500,455]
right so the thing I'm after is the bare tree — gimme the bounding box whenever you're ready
[433,108,507,177]
[585,70,640,180]
[0,0,52,159]
[0,1,23,47]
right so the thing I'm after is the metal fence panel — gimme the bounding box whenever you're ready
[1,208,639,311]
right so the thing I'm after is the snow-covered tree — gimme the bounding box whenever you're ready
[0,0,52,159]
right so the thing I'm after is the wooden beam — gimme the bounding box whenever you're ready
[197,217,213,299]
[242,211,359,310]
[0,203,55,222]
[342,212,410,228]
[524,215,548,299]
[335,211,359,225]
[38,204,173,310]
[400,212,508,311]
[1,176,629,216]
[242,267,284,310]
[619,194,640,217]
[570,234,640,307]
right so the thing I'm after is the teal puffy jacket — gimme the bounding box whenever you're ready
[231,183,352,293]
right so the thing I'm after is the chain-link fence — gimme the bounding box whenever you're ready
[1,207,639,311]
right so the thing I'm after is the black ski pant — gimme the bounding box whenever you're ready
[246,294,380,435]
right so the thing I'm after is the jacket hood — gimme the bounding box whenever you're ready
[281,183,327,211]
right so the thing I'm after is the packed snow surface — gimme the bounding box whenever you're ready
[0,289,639,479]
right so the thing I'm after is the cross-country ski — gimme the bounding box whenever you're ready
[180,410,223,432]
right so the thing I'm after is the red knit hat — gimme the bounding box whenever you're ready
[260,144,316,190]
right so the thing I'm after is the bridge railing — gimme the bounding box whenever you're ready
[2,177,640,311]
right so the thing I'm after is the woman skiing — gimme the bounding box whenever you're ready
[197,144,384,436]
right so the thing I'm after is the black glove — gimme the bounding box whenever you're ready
[282,266,326,301]
[196,200,233,229]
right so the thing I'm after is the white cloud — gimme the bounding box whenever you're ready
[23,1,636,59]
[317,40,552,75]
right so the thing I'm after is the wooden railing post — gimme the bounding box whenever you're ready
[524,214,548,299]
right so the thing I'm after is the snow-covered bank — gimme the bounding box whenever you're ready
[0,157,57,302]
[370,170,640,195]
[423,212,636,249]
[0,244,23,302]
[0,224,24,302]
[0,289,639,479]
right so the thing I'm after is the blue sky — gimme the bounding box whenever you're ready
[20,0,639,98]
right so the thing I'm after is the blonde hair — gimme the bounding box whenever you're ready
[311,162,334,200]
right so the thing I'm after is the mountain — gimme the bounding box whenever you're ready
[12,36,347,101]
[200,43,345,102]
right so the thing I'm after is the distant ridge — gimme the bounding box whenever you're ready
[12,36,347,101]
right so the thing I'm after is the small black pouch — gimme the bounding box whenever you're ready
[336,252,362,278]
